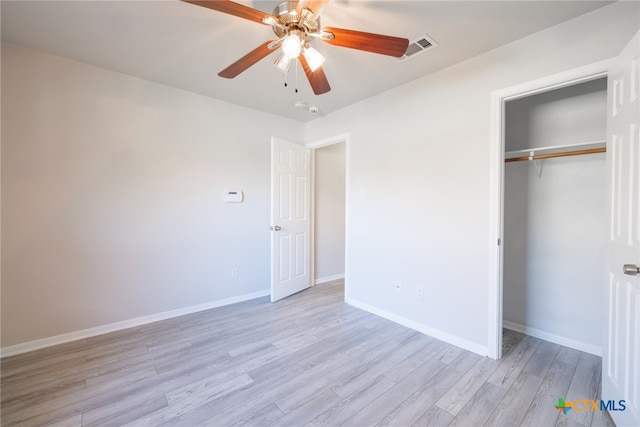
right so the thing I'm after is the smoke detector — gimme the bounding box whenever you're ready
[294,101,308,110]
[309,106,320,114]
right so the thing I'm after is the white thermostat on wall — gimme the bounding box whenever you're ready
[223,191,243,203]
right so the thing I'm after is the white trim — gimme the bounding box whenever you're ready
[492,59,612,103]
[306,133,350,149]
[488,89,505,360]
[314,274,345,285]
[503,320,602,357]
[347,297,489,357]
[309,146,317,287]
[0,290,270,358]
[344,137,351,301]
[488,58,613,360]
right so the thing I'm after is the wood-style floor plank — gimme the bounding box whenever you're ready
[446,382,507,427]
[376,351,481,426]
[341,357,449,425]
[412,405,455,427]
[307,374,396,426]
[564,352,602,427]
[435,355,500,416]
[0,281,609,426]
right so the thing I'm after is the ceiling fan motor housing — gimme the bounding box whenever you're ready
[272,1,319,41]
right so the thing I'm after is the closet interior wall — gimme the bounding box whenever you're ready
[503,78,607,355]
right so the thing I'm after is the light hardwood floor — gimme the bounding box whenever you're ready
[1,281,614,426]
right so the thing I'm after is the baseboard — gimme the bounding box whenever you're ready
[0,290,270,358]
[314,274,345,285]
[346,297,489,357]
[503,320,602,356]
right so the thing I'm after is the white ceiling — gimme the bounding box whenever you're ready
[1,0,613,122]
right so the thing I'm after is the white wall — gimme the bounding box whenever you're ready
[505,78,608,151]
[504,156,606,353]
[314,142,346,283]
[1,43,304,348]
[305,2,639,355]
[503,79,606,355]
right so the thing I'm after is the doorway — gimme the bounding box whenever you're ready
[269,134,348,302]
[488,61,611,359]
[308,134,349,296]
[502,78,607,356]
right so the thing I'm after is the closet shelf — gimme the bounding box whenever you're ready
[505,141,606,163]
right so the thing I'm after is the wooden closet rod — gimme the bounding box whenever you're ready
[505,147,606,163]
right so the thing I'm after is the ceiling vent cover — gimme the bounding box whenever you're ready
[396,34,438,62]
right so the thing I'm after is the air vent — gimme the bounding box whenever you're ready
[396,34,438,62]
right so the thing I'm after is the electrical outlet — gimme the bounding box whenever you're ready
[416,286,424,299]
[231,267,239,278]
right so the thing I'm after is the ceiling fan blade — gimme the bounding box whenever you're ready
[296,0,330,20]
[182,0,275,24]
[299,55,331,95]
[322,27,409,58]
[218,41,277,79]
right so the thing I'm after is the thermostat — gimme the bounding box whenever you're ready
[223,191,243,203]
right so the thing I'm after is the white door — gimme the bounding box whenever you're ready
[270,137,311,302]
[603,31,640,427]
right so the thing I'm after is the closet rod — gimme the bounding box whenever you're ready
[505,147,606,163]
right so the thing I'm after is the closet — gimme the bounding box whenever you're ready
[502,77,607,355]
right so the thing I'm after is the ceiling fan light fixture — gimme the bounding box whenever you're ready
[303,46,325,72]
[281,31,303,59]
[299,7,314,22]
[261,16,280,28]
[319,30,335,41]
[274,54,292,73]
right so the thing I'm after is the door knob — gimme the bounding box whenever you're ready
[623,264,640,275]
[269,225,282,231]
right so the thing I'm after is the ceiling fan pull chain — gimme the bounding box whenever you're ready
[295,58,299,93]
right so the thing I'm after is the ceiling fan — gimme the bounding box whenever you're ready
[182,0,410,95]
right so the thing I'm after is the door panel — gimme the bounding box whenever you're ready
[270,137,311,302]
[603,30,640,427]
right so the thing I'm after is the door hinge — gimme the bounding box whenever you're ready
[497,238,501,246]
